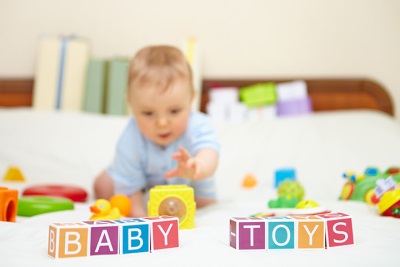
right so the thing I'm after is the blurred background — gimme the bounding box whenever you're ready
[1,0,399,120]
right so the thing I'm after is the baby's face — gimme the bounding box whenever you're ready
[129,80,193,146]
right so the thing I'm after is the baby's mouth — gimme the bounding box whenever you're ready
[159,133,171,139]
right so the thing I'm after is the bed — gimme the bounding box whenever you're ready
[0,78,399,266]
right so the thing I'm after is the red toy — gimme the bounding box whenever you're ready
[22,184,88,202]
[377,188,400,218]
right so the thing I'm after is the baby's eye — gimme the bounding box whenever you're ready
[170,109,181,115]
[142,111,153,116]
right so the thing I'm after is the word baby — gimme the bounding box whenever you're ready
[48,216,179,259]
[230,211,354,250]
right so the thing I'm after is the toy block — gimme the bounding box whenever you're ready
[230,217,266,250]
[2,166,25,181]
[143,215,179,251]
[81,220,120,256]
[48,222,90,258]
[288,215,325,249]
[0,187,18,222]
[147,185,196,229]
[263,216,296,250]
[48,219,152,259]
[316,212,354,248]
[114,218,150,254]
[274,168,296,188]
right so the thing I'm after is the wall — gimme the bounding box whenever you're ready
[1,0,399,119]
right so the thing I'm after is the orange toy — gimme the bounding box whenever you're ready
[242,173,258,188]
[0,187,18,222]
[109,194,131,217]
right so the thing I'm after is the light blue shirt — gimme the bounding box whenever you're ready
[107,111,220,198]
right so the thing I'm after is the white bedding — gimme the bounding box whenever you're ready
[1,108,400,266]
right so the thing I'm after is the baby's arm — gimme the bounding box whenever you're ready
[94,170,147,218]
[129,190,147,218]
[165,146,219,180]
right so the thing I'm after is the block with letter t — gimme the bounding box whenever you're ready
[229,217,266,250]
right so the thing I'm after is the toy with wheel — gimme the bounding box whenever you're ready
[339,166,400,205]
[147,185,196,229]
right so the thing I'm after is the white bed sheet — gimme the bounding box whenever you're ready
[0,108,399,266]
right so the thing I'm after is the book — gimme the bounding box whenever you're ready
[33,36,90,111]
[33,36,62,110]
[83,58,107,113]
[105,58,129,115]
[182,37,201,111]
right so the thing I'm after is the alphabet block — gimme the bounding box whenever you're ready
[116,218,151,254]
[48,222,90,258]
[264,216,296,250]
[143,215,179,250]
[229,217,266,250]
[290,215,325,249]
[81,220,120,256]
[48,216,175,259]
[316,212,355,248]
[229,211,354,251]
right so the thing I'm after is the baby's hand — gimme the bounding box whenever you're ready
[165,146,201,180]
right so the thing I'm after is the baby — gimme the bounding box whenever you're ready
[94,45,220,217]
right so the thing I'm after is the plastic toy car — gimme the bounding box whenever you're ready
[339,166,400,205]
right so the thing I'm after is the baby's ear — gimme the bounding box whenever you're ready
[191,89,196,102]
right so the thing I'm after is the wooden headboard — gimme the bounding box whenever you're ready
[0,78,394,116]
[201,78,394,116]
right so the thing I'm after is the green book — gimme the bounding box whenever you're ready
[105,58,129,115]
[83,58,107,113]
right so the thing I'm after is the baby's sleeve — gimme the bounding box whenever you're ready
[107,120,147,196]
[188,113,221,156]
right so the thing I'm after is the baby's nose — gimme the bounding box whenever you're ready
[157,116,168,126]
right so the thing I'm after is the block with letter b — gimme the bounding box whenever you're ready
[48,222,90,259]
[116,218,151,255]
[48,217,170,259]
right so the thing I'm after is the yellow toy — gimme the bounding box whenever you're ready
[89,199,121,220]
[0,187,18,222]
[148,185,196,229]
[2,166,26,182]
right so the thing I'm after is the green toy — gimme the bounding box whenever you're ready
[339,166,400,205]
[277,180,305,201]
[268,180,305,208]
[239,82,277,107]
[268,195,299,208]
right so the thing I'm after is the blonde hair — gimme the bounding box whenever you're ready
[127,45,193,97]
